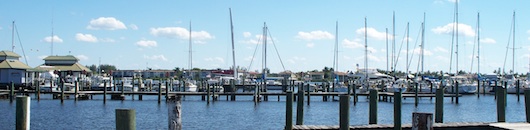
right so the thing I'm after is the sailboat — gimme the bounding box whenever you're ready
[330,21,350,93]
[387,19,409,93]
[502,11,525,94]
[446,2,477,94]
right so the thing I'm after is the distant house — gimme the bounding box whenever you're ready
[0,51,31,86]
[308,72,325,81]
[34,55,92,77]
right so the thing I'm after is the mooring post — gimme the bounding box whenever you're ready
[415,82,419,107]
[16,96,30,130]
[515,80,521,102]
[116,109,136,130]
[394,92,402,130]
[60,80,65,103]
[369,89,378,124]
[430,81,434,100]
[37,80,41,101]
[497,87,506,122]
[435,87,444,123]
[494,81,498,100]
[477,79,480,98]
[230,79,236,101]
[168,95,182,130]
[484,80,488,96]
[455,81,459,104]
[75,81,79,101]
[207,83,210,104]
[524,89,530,123]
[158,82,162,104]
[285,91,293,130]
[353,82,357,106]
[296,83,304,125]
[104,81,107,104]
[10,82,14,103]
[339,94,350,130]
[306,84,310,106]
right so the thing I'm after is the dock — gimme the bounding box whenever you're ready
[292,122,530,130]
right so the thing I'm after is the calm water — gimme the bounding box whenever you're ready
[0,93,527,130]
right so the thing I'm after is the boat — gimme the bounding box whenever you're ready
[117,77,137,92]
[446,75,478,94]
[90,76,113,91]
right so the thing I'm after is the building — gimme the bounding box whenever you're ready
[0,51,31,86]
[34,55,92,77]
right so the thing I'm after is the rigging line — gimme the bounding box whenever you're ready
[470,13,479,73]
[449,4,456,75]
[267,27,286,71]
[502,15,514,74]
[14,23,29,65]
[248,33,263,72]
[393,24,408,72]
[409,23,422,73]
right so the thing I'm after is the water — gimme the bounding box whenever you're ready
[0,94,527,130]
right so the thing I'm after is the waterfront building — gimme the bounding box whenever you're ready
[0,50,31,86]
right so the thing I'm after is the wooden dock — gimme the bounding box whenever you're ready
[292,122,530,130]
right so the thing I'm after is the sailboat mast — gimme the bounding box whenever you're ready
[477,12,480,74]
[189,21,192,78]
[263,22,268,80]
[392,11,396,74]
[386,28,389,73]
[230,8,237,79]
[364,17,368,88]
[512,11,515,74]
[11,21,15,52]
[421,13,425,75]
[406,22,409,79]
[333,21,338,83]
[456,1,459,75]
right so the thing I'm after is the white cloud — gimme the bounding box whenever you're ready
[75,33,98,42]
[100,38,116,43]
[243,32,252,38]
[136,40,157,48]
[355,27,393,41]
[150,27,214,41]
[296,30,334,41]
[86,17,127,30]
[76,55,89,61]
[434,46,449,53]
[480,38,496,44]
[367,54,382,62]
[435,56,450,62]
[43,35,63,43]
[129,24,138,30]
[144,55,168,61]
[367,47,377,53]
[205,57,224,63]
[240,34,273,44]
[306,43,315,48]
[432,23,475,37]
[288,56,306,64]
[342,38,363,49]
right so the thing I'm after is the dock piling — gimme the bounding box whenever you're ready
[306,84,310,106]
[168,96,182,130]
[104,81,107,104]
[524,89,530,123]
[115,109,136,130]
[296,84,304,125]
[455,81,459,104]
[230,79,236,101]
[415,82,418,107]
[435,88,444,123]
[285,91,293,130]
[369,89,378,124]
[61,80,65,103]
[75,81,78,101]
[497,87,506,122]
[394,92,402,130]
[158,82,162,104]
[339,95,349,130]
[16,96,30,130]
[10,82,14,103]
[517,80,520,102]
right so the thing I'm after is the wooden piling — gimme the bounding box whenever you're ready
[165,81,169,101]
[497,87,506,122]
[10,82,14,103]
[339,95,350,130]
[158,82,162,104]
[16,96,30,130]
[207,83,210,104]
[104,81,107,104]
[115,109,136,130]
[285,91,293,130]
[353,83,357,106]
[61,80,65,103]
[230,79,236,101]
[36,80,40,101]
[75,81,79,101]
[168,96,182,130]
[524,89,530,123]
[306,84,310,106]
[455,81,459,104]
[494,81,498,100]
[435,88,444,123]
[369,89,378,124]
[394,92,402,130]
[415,82,418,107]
[516,80,520,102]
[477,79,480,98]
[296,84,304,125]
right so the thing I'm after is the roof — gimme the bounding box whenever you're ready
[35,63,92,72]
[43,55,79,61]
[0,60,31,69]
[0,50,21,58]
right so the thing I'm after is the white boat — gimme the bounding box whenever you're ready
[502,74,525,94]
[446,75,478,94]
[387,78,409,93]
[117,77,137,92]
[90,76,114,91]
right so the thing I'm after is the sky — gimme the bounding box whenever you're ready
[0,0,529,74]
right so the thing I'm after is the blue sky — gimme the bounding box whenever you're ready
[0,0,529,74]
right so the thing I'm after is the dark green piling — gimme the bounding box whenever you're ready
[394,92,402,130]
[165,81,169,101]
[296,84,304,125]
[435,88,444,123]
[339,95,350,130]
[494,81,498,100]
[306,84,310,106]
[115,109,136,130]
[516,80,520,102]
[104,81,107,104]
[353,83,357,106]
[497,87,506,122]
[285,91,293,130]
[524,89,530,123]
[477,79,480,98]
[36,80,40,101]
[75,81,78,101]
[61,80,65,103]
[158,82,162,104]
[455,81,459,104]
[16,96,30,130]
[10,82,14,103]
[230,79,236,101]
[369,89,378,124]
[415,82,419,107]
